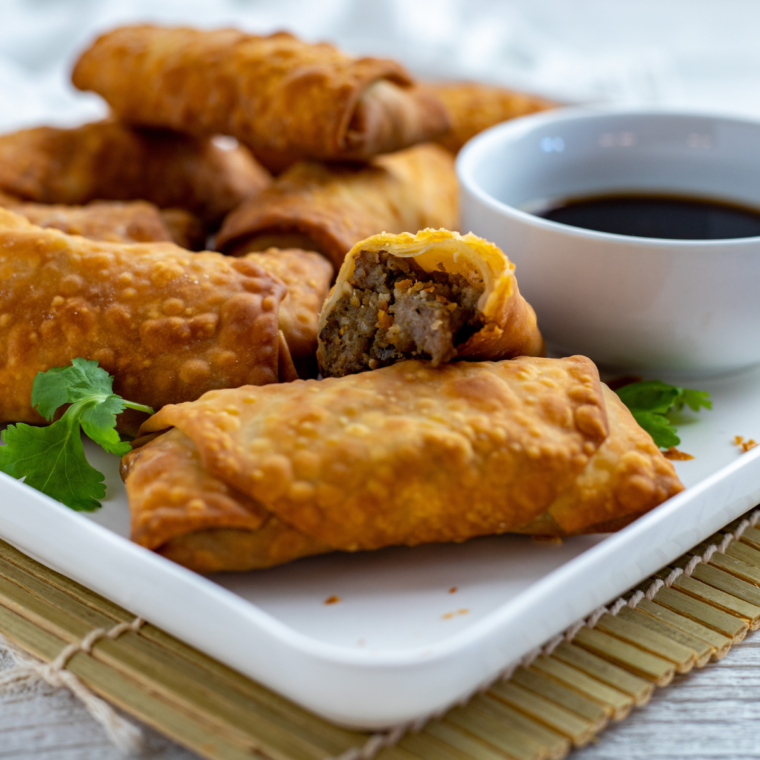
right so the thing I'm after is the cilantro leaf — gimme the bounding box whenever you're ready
[674,387,712,413]
[0,359,154,510]
[0,407,105,511]
[32,358,114,420]
[630,411,681,449]
[615,379,711,449]
[614,380,679,415]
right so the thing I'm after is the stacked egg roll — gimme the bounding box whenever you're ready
[0,209,297,433]
[318,229,544,376]
[72,26,451,170]
[243,250,333,378]
[428,81,556,154]
[0,120,270,224]
[122,356,683,572]
[0,193,192,246]
[216,143,459,269]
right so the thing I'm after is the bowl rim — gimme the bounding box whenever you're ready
[456,104,760,249]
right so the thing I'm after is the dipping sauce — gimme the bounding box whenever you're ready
[538,193,760,240]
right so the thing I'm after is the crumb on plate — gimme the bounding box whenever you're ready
[664,447,694,461]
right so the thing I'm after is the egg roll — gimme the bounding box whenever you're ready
[428,81,557,154]
[72,26,450,169]
[243,249,333,378]
[0,208,290,434]
[318,229,544,377]
[216,143,459,269]
[0,194,182,245]
[122,356,682,572]
[0,120,271,224]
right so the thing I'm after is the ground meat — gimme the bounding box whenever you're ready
[320,250,484,376]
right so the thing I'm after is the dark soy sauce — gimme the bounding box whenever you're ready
[538,193,760,240]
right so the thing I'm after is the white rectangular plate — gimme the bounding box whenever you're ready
[2,364,760,729]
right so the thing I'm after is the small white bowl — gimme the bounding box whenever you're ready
[457,106,760,375]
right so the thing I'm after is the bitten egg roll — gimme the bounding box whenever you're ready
[318,229,544,377]
[121,356,683,572]
[427,81,557,154]
[243,249,334,378]
[0,120,271,224]
[216,143,459,269]
[72,26,450,169]
[0,208,291,434]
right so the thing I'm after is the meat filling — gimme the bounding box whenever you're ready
[320,250,485,376]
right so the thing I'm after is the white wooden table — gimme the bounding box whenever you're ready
[0,632,758,759]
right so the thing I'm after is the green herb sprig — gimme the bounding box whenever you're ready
[614,379,711,449]
[0,359,152,511]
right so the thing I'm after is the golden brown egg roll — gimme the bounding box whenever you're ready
[0,120,271,224]
[0,197,176,245]
[318,229,544,377]
[243,249,333,378]
[216,143,459,269]
[0,208,291,434]
[121,355,682,573]
[72,26,450,169]
[427,80,557,154]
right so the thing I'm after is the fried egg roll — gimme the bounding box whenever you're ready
[72,26,450,169]
[243,249,333,378]
[428,81,556,154]
[0,120,271,224]
[216,143,459,269]
[0,208,291,434]
[318,229,544,377]
[121,356,682,572]
[0,195,180,245]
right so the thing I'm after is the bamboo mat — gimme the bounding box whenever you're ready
[0,509,759,760]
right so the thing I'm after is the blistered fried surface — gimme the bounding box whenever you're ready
[72,26,449,165]
[123,427,269,550]
[1,198,174,244]
[0,120,270,223]
[428,81,557,154]
[217,143,459,269]
[244,249,333,377]
[0,208,285,431]
[519,386,684,536]
[136,356,608,559]
[318,229,544,376]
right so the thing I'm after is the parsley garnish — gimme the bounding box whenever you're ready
[0,359,153,511]
[614,380,711,449]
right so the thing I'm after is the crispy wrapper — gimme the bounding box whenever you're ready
[0,191,206,249]
[427,81,557,154]
[0,208,291,434]
[514,386,685,536]
[216,143,459,269]
[317,229,544,377]
[72,26,450,168]
[243,249,333,378]
[0,120,271,224]
[0,195,176,245]
[122,356,682,573]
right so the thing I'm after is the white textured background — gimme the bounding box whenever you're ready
[1,1,760,758]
